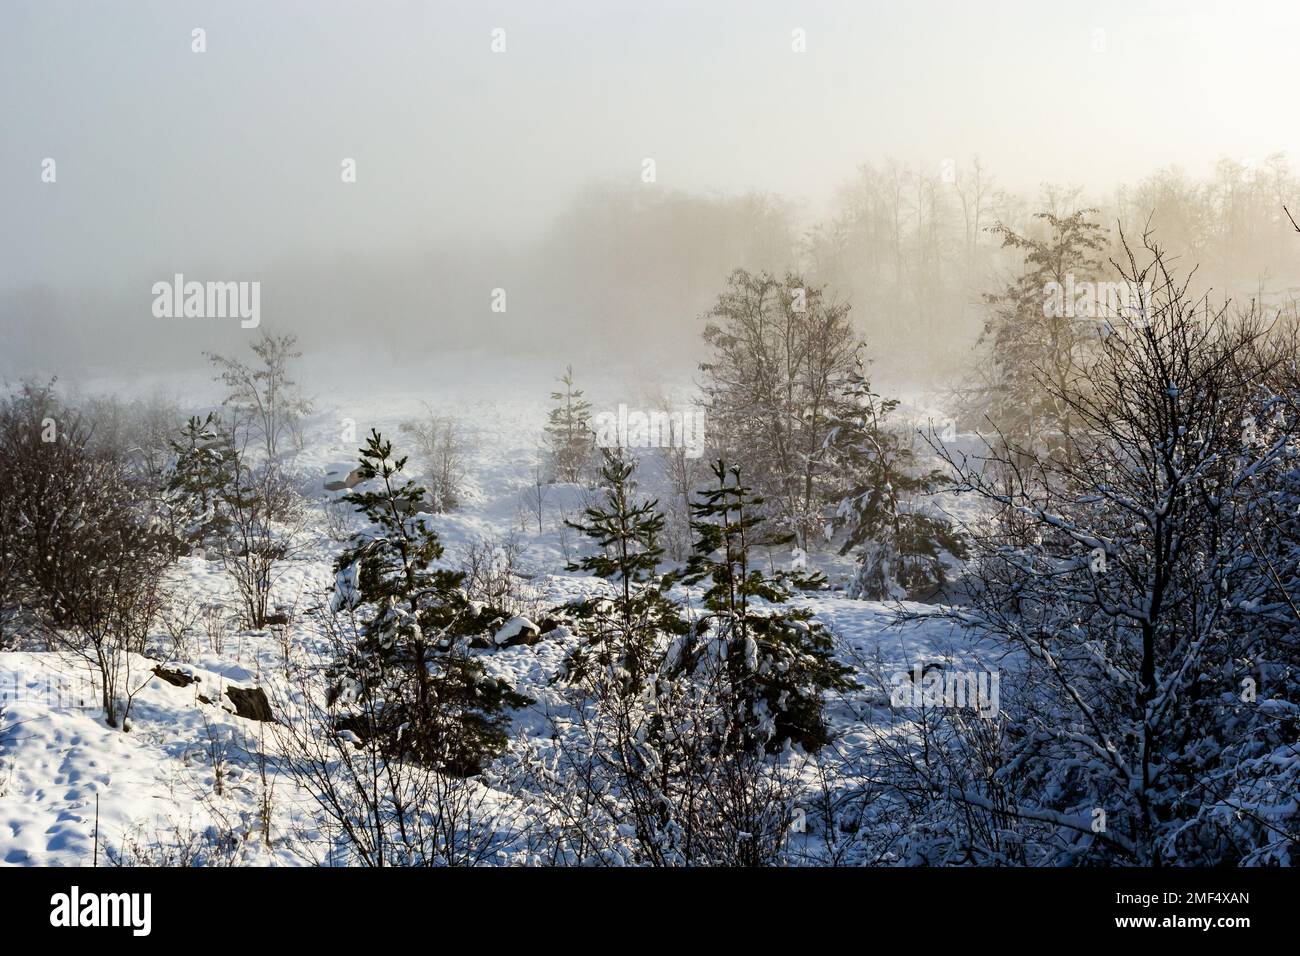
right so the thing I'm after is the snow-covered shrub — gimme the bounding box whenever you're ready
[825,373,964,600]
[925,236,1300,864]
[400,405,467,512]
[456,532,542,619]
[0,381,175,727]
[324,430,530,776]
[524,669,808,866]
[275,653,528,866]
[0,460,18,648]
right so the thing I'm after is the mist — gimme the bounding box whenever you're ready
[4,0,1300,385]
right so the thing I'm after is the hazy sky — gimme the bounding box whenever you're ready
[2,0,1298,342]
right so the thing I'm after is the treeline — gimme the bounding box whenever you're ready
[10,154,1300,380]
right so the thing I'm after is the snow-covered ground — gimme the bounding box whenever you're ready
[0,352,983,866]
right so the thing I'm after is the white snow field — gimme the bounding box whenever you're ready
[0,351,981,866]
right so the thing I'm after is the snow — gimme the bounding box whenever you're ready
[0,351,981,866]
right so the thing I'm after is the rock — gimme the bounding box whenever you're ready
[466,611,554,650]
[493,615,541,648]
[334,715,369,747]
[225,686,275,722]
[152,664,198,688]
[391,494,436,516]
[324,466,367,493]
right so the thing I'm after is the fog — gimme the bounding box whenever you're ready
[4,0,1300,383]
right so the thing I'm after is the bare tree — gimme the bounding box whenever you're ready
[522,462,549,533]
[400,405,467,512]
[928,231,1299,864]
[219,464,306,629]
[699,269,862,549]
[206,332,313,464]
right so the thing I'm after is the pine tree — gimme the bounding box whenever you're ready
[825,372,963,599]
[164,413,238,554]
[329,430,531,776]
[979,208,1108,463]
[560,449,687,694]
[545,365,594,483]
[676,460,855,752]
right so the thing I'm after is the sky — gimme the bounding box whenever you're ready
[2,0,1298,370]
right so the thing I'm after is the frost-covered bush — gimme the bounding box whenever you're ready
[400,405,467,512]
[524,667,808,866]
[456,532,542,620]
[917,237,1300,865]
[0,382,172,727]
[825,374,964,601]
[325,430,530,776]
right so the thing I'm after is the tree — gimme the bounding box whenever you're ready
[675,460,856,753]
[206,332,312,464]
[328,430,530,776]
[533,455,835,865]
[560,449,687,695]
[43,498,170,729]
[977,208,1108,464]
[0,382,172,726]
[0,467,16,647]
[535,454,810,866]
[825,371,963,599]
[0,381,85,624]
[932,233,1300,864]
[953,156,1000,277]
[399,406,466,512]
[545,365,594,484]
[164,413,238,555]
[218,462,303,629]
[699,269,862,550]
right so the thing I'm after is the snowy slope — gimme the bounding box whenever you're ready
[0,352,982,866]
